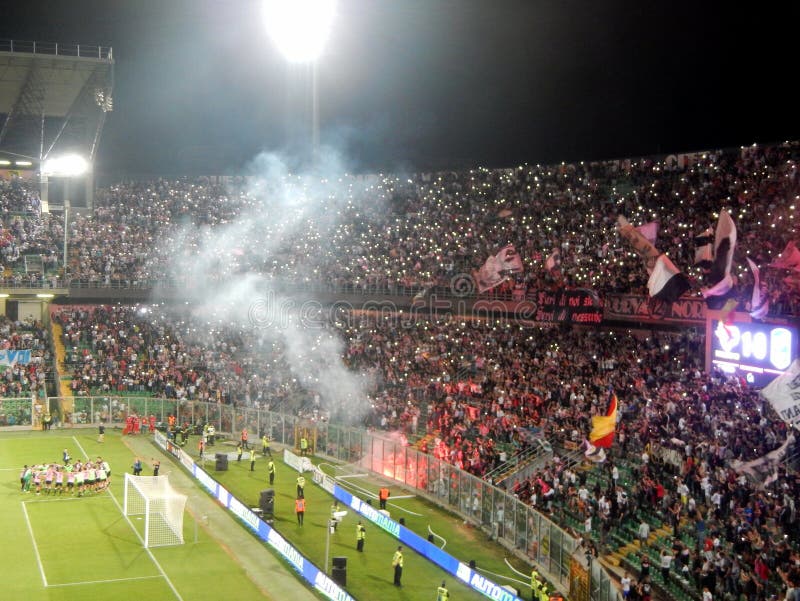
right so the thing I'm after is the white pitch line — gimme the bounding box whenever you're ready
[73,436,184,601]
[48,575,163,588]
[105,489,184,601]
[21,501,48,587]
[0,435,80,442]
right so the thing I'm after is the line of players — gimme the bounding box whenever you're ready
[19,453,112,496]
[123,414,157,435]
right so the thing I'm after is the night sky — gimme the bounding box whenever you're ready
[1,0,797,176]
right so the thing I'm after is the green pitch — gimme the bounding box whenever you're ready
[194,441,533,601]
[0,430,278,601]
[2,430,535,601]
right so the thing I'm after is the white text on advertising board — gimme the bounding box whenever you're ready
[313,571,354,601]
[267,529,304,573]
[354,498,400,537]
[195,468,217,494]
[471,572,518,601]
[229,496,260,531]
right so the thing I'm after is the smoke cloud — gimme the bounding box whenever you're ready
[153,146,379,422]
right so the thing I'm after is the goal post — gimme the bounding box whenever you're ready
[123,473,188,547]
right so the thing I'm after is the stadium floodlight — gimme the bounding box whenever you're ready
[263,0,336,63]
[41,154,90,177]
[124,474,188,548]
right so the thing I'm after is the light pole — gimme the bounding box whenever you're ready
[42,154,89,282]
[63,199,69,280]
[263,0,336,163]
[324,517,333,575]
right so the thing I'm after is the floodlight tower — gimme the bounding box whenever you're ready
[42,154,90,279]
[263,0,336,162]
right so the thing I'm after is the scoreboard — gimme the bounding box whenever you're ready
[706,313,797,387]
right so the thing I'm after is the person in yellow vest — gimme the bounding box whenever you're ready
[295,496,305,525]
[437,580,450,600]
[262,434,271,457]
[539,583,549,601]
[267,459,276,485]
[296,474,306,498]
[300,436,308,456]
[531,567,541,601]
[250,449,257,471]
[379,486,390,510]
[356,521,366,552]
[392,545,403,587]
[237,443,243,462]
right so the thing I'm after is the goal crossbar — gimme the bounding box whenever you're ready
[123,473,188,547]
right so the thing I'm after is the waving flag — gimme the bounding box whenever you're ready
[694,227,714,266]
[636,221,659,246]
[712,210,737,282]
[648,254,690,303]
[702,210,737,307]
[617,215,660,274]
[496,244,523,273]
[589,391,618,448]
[746,257,769,320]
[474,245,523,292]
[760,359,800,427]
[544,248,561,272]
[770,241,800,270]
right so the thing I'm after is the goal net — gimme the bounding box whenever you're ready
[123,473,188,547]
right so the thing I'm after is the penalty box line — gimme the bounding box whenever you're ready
[21,501,48,587]
[47,575,164,588]
[74,436,185,601]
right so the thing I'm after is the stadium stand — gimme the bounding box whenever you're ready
[3,141,799,601]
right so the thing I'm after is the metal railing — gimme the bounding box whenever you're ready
[0,39,112,60]
[483,441,553,485]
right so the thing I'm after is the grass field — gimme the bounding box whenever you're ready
[0,429,285,601]
[2,429,535,601]
[189,439,534,601]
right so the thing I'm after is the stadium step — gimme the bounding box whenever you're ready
[50,322,73,399]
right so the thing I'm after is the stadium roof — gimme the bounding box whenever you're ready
[0,39,113,163]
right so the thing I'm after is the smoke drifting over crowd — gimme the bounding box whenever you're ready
[153,147,377,422]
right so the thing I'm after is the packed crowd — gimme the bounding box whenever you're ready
[0,315,52,398]
[4,139,800,601]
[52,301,799,600]
[55,305,312,408]
[2,141,799,314]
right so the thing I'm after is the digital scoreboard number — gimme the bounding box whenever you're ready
[707,317,797,387]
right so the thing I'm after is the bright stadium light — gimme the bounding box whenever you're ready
[42,154,89,177]
[263,0,336,63]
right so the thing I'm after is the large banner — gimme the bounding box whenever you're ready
[603,294,706,325]
[533,289,603,324]
[0,349,31,366]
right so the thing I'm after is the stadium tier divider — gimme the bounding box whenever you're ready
[152,431,355,601]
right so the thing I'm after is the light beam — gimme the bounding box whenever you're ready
[263,0,336,63]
